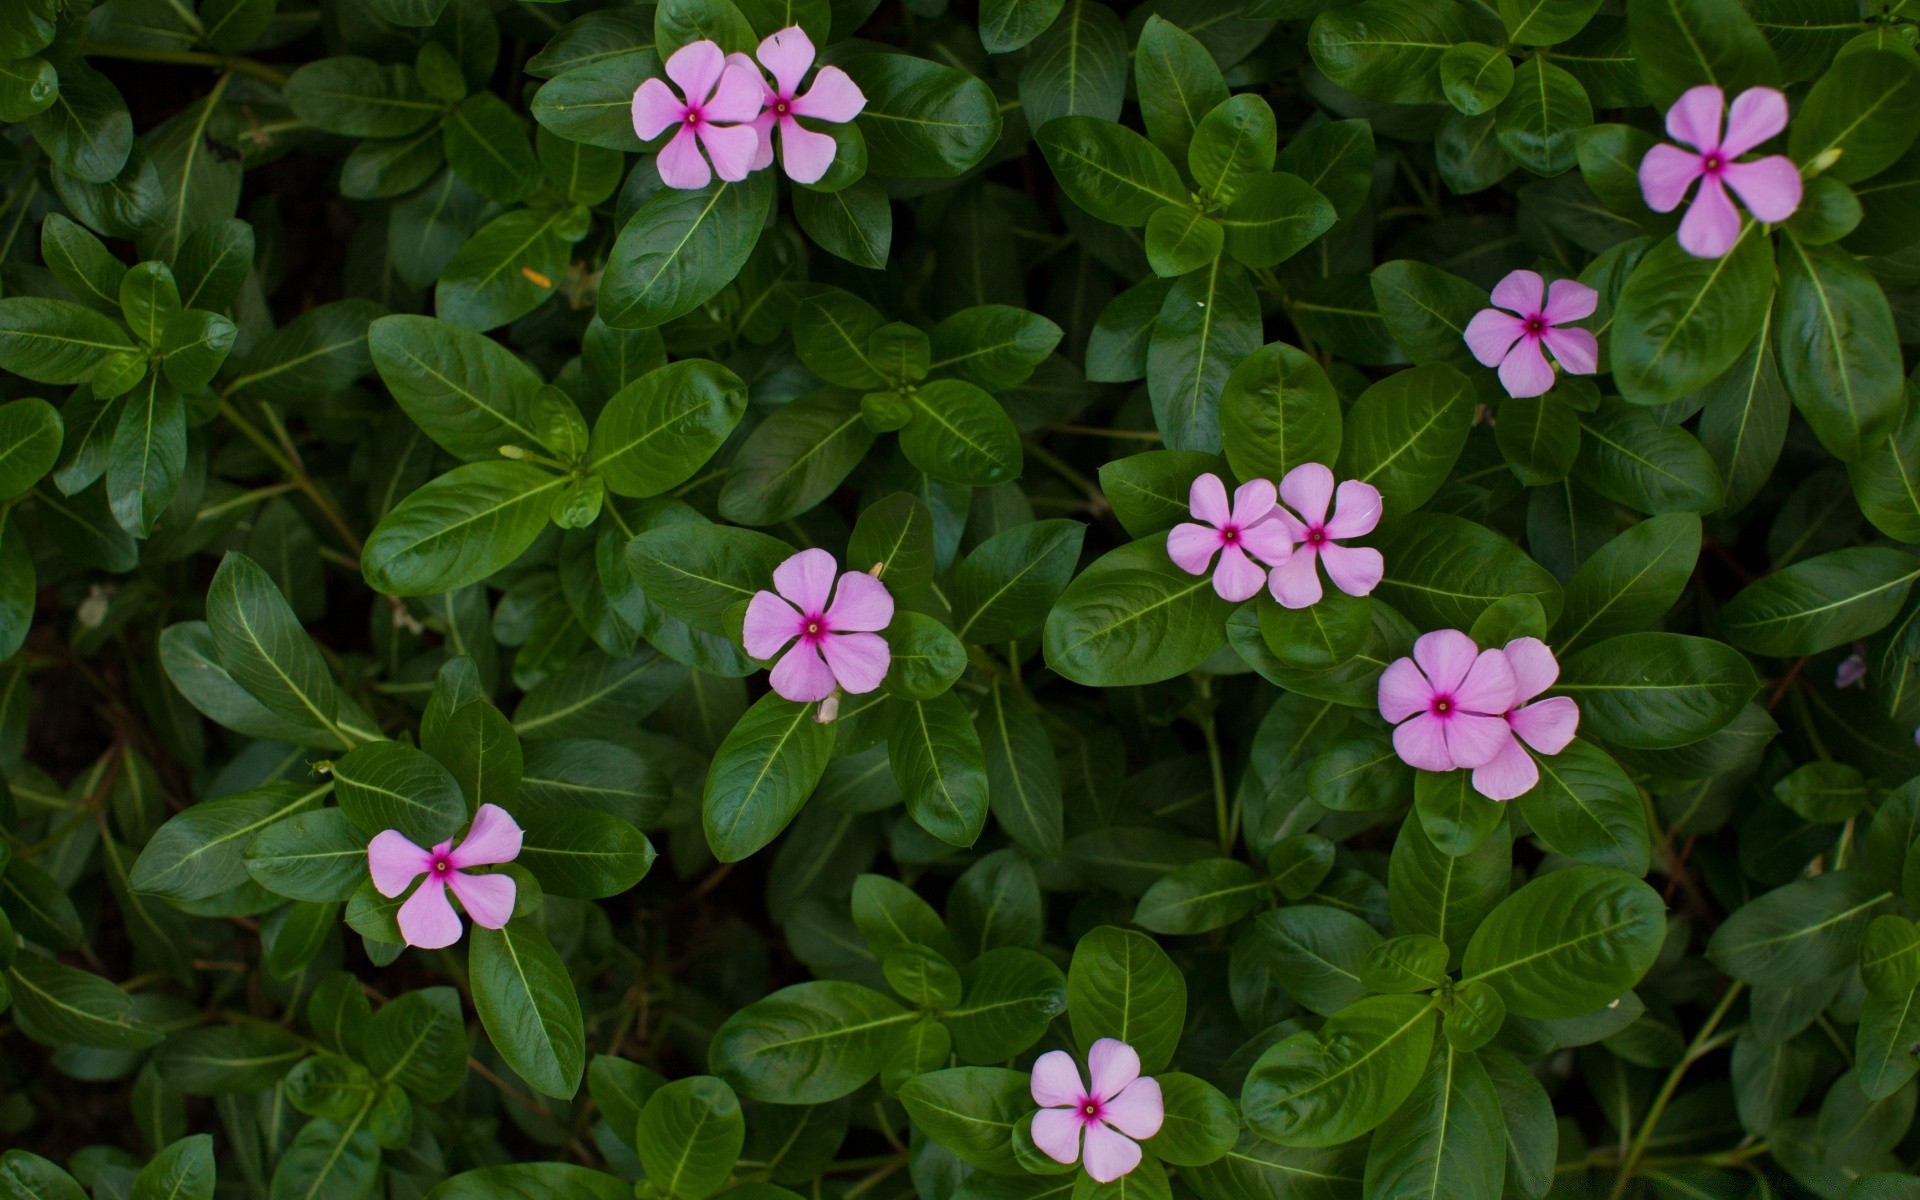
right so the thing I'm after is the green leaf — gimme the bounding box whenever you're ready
[1044,537,1235,686]
[981,0,1064,53]
[947,947,1066,1062]
[888,691,990,848]
[1495,58,1593,176]
[1462,866,1667,1017]
[1372,514,1563,631]
[1553,513,1703,654]
[1789,50,1920,185]
[1774,237,1905,461]
[1190,95,1276,208]
[1242,993,1439,1147]
[1849,392,1920,544]
[1134,858,1267,934]
[1336,366,1476,518]
[1147,258,1262,453]
[1626,0,1780,107]
[133,781,329,901]
[368,314,544,462]
[363,462,567,597]
[973,678,1063,856]
[1371,261,1484,369]
[285,57,442,138]
[206,552,357,748]
[26,62,132,184]
[1517,740,1651,875]
[1441,43,1517,115]
[1308,0,1475,105]
[626,521,793,635]
[592,359,750,499]
[0,398,64,502]
[1219,342,1342,484]
[1134,15,1229,164]
[470,918,585,1099]
[532,56,657,152]
[703,693,836,863]
[1067,926,1185,1073]
[1721,546,1920,656]
[1558,632,1758,748]
[709,980,914,1103]
[434,206,579,333]
[1018,0,1128,128]
[332,740,468,845]
[6,954,161,1050]
[899,1067,1031,1173]
[1574,400,1724,514]
[900,379,1022,487]
[635,1077,746,1200]
[600,176,773,329]
[519,809,655,899]
[844,54,1003,179]
[1361,1043,1506,1200]
[951,519,1086,645]
[1612,228,1774,408]
[0,298,136,385]
[1707,870,1893,986]
[130,1137,214,1200]
[1036,117,1187,227]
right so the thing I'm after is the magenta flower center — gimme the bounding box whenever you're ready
[431,854,452,874]
[801,613,829,644]
[1077,1096,1105,1125]
[1220,524,1240,544]
[1524,315,1545,336]
[1305,526,1327,546]
[1432,695,1454,716]
[1701,151,1723,174]
[774,99,791,115]
[683,107,702,126]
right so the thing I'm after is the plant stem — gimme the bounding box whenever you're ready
[1609,980,1746,1200]
[1195,677,1234,854]
[217,398,364,558]
[1022,438,1108,515]
[80,43,292,86]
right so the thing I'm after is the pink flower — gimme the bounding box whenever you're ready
[1266,463,1385,609]
[1030,1039,1164,1183]
[741,27,866,185]
[1378,629,1518,773]
[1835,652,1867,689]
[632,40,764,190]
[1464,270,1599,399]
[367,804,522,950]
[1640,85,1801,259]
[1472,638,1581,801]
[744,548,893,703]
[1166,473,1293,602]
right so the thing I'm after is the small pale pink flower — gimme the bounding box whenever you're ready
[1266,463,1385,609]
[1378,629,1518,773]
[1472,637,1581,801]
[1464,270,1599,399]
[1835,652,1867,690]
[1030,1039,1164,1183]
[1640,85,1801,259]
[1166,473,1293,602]
[742,27,867,185]
[368,804,521,950]
[632,40,764,190]
[744,548,893,702]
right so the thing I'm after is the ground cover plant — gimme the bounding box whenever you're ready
[2,0,1920,1198]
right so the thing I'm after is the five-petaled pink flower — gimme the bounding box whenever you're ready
[1465,270,1599,399]
[1030,1039,1164,1183]
[368,804,522,950]
[741,27,866,185]
[1640,85,1801,259]
[632,41,764,190]
[745,548,893,702]
[1167,473,1293,602]
[1472,638,1580,801]
[1378,630,1518,774]
[1267,463,1384,609]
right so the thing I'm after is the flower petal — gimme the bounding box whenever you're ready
[1541,278,1599,325]
[1266,545,1323,609]
[1031,1050,1087,1108]
[706,60,770,125]
[665,40,725,104]
[1677,176,1741,258]
[1392,712,1455,772]
[1639,142,1705,213]
[446,870,516,930]
[1455,648,1519,716]
[769,642,837,702]
[1082,1123,1143,1184]
[1212,544,1268,602]
[747,110,776,171]
[1497,337,1556,398]
[1238,518,1295,567]
[1722,155,1802,223]
[1088,1038,1142,1101]
[778,118,840,185]
[632,77,686,142]
[1443,711,1517,770]
[1490,269,1545,317]
[1541,326,1599,377]
[1279,462,1335,527]
[657,126,712,190]
[1320,542,1384,598]
[1379,656,1433,724]
[1501,637,1559,702]
[774,547,838,614]
[1412,629,1478,695]
[1231,477,1278,526]
[1325,480,1384,539]
[1102,1077,1164,1140]
[1720,86,1789,158]
[791,66,866,123]
[1463,308,1527,368]
[745,590,804,660]
[826,571,895,632]
[450,804,522,868]
[1189,472,1230,527]
[699,121,761,182]
[1030,1108,1084,1166]
[397,876,464,949]
[1472,737,1539,802]
[368,830,431,898]
[820,630,890,694]
[1167,523,1223,576]
[756,26,816,98]
[1665,85,1725,154]
[1510,696,1580,755]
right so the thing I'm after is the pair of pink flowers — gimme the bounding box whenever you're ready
[1169,466,1385,608]
[1377,630,1579,800]
[1031,1039,1163,1183]
[1640,85,1802,259]
[368,804,522,949]
[631,28,865,190]
[745,548,894,703]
